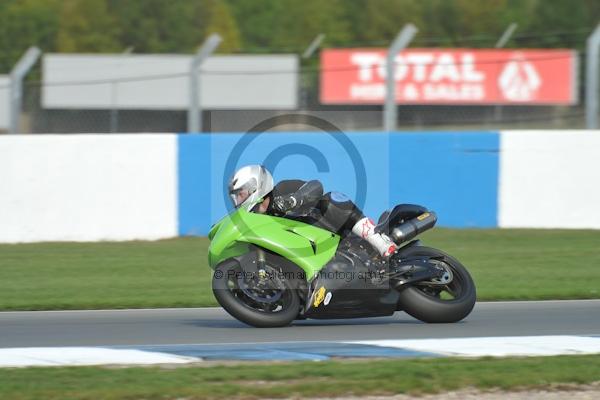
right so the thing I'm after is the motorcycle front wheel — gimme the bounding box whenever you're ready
[396,246,476,323]
[212,259,300,328]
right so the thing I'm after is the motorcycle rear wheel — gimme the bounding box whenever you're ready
[396,246,476,323]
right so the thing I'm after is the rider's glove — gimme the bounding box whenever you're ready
[272,195,298,214]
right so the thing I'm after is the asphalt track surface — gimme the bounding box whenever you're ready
[1,300,599,349]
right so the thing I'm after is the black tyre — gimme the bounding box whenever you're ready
[396,246,476,323]
[212,257,300,328]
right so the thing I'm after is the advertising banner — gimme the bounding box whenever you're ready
[320,49,577,105]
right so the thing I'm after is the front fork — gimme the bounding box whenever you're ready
[256,247,267,279]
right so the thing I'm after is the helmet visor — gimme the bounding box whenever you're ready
[229,187,251,208]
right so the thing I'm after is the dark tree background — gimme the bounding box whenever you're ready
[0,0,598,72]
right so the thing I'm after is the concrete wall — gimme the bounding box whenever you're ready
[498,130,600,229]
[0,130,597,243]
[0,135,177,243]
[178,131,499,235]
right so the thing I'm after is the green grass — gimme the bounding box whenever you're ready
[1,355,600,399]
[422,228,600,300]
[0,229,599,310]
[0,238,214,310]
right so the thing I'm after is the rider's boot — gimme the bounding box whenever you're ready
[351,217,397,257]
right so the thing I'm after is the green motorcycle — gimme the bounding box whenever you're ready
[209,202,476,328]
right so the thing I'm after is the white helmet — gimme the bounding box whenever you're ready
[228,165,274,209]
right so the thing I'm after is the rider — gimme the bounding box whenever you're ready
[228,165,398,258]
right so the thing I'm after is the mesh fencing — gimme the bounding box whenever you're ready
[19,80,586,134]
[9,30,592,134]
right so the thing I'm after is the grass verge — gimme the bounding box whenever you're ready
[1,355,600,400]
[0,229,599,310]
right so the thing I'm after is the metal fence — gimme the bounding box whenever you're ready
[19,77,587,134]
[5,25,600,134]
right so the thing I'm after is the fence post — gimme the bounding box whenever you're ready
[383,24,417,132]
[188,34,222,133]
[109,47,135,134]
[493,23,518,124]
[586,24,600,129]
[302,34,325,59]
[300,34,325,109]
[9,47,41,134]
[495,23,518,48]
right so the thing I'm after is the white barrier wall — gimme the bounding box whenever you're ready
[0,134,177,243]
[1,131,599,244]
[499,130,600,229]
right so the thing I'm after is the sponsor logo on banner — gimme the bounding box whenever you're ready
[320,49,576,105]
[498,56,541,101]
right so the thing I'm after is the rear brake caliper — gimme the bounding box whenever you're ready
[424,259,453,285]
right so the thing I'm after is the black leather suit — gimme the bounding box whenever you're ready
[264,179,365,235]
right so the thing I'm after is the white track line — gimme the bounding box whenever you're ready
[3,335,600,367]
[0,347,199,368]
[476,299,600,305]
[350,335,600,357]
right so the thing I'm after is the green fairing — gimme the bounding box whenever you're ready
[208,208,340,280]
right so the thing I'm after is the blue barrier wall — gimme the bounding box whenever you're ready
[177,131,499,236]
[178,135,212,236]
[388,132,499,228]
